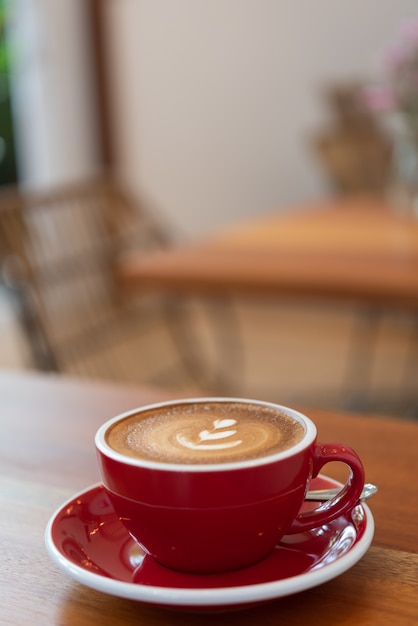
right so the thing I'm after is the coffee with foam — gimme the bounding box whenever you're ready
[105,401,305,464]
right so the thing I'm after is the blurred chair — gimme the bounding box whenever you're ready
[0,176,204,389]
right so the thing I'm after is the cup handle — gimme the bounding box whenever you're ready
[288,442,365,534]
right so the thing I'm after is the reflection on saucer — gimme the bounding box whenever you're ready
[45,478,374,611]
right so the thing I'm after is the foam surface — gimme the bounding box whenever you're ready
[106,402,305,464]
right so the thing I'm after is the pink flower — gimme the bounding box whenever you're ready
[399,17,418,45]
[362,15,418,124]
[361,85,397,112]
[382,43,409,74]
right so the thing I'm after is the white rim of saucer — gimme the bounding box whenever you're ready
[45,477,375,608]
[95,397,317,472]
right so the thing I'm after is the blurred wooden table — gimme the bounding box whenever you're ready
[1,370,417,625]
[117,196,418,310]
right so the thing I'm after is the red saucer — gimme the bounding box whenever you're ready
[45,476,374,611]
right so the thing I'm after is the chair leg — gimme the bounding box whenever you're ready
[8,284,60,372]
[161,294,244,395]
[341,307,382,412]
[399,314,418,418]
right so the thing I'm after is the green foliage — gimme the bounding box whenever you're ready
[0,0,17,184]
[0,0,11,75]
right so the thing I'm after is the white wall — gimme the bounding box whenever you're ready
[8,0,99,189]
[8,1,418,233]
[104,0,418,237]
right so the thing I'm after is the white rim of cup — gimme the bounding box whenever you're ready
[95,397,317,472]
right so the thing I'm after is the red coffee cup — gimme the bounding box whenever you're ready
[95,398,365,574]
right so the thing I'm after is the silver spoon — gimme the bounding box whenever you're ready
[305,482,378,502]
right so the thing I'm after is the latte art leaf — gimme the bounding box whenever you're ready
[177,419,243,451]
[213,419,237,429]
[176,434,243,451]
[126,416,284,462]
[198,429,238,440]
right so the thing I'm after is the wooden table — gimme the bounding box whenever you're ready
[1,370,417,625]
[117,196,418,310]
[117,195,418,403]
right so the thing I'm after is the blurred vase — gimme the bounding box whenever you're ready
[388,118,418,218]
